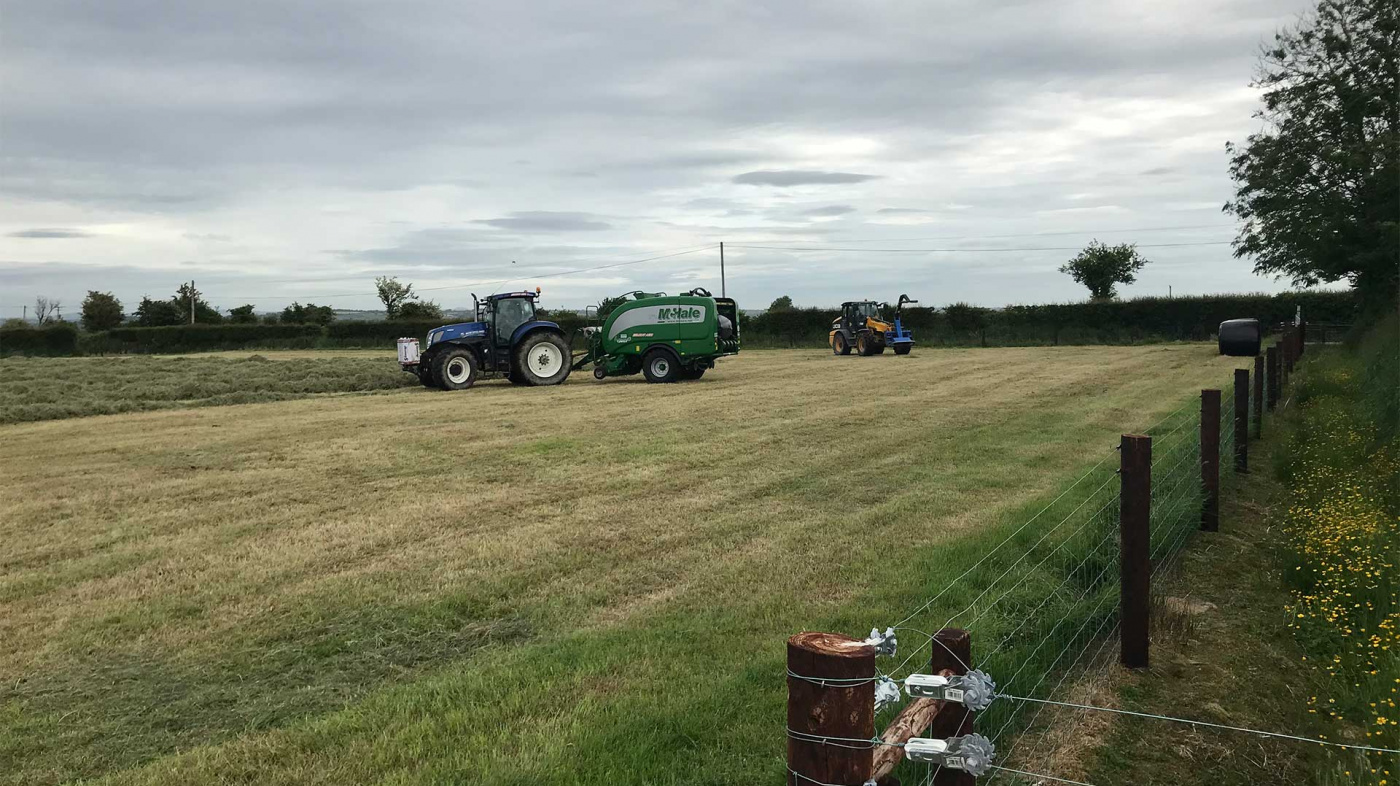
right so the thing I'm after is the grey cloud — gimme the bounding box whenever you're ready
[733,170,881,186]
[1141,167,1177,176]
[800,205,857,217]
[877,208,933,215]
[9,228,92,238]
[473,212,612,232]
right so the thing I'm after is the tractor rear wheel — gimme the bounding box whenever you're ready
[515,332,572,386]
[893,344,912,356]
[642,349,679,383]
[433,348,477,391]
[833,333,851,355]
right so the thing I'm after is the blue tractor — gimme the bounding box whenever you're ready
[398,289,572,390]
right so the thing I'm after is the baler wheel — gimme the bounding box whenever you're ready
[642,349,679,383]
[678,367,706,381]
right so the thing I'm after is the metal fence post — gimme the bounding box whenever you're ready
[1119,434,1151,669]
[1234,369,1249,473]
[787,633,875,785]
[1201,389,1221,532]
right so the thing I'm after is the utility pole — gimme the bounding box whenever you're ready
[190,280,196,324]
[22,305,26,323]
[719,242,726,298]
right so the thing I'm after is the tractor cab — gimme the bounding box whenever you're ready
[479,291,540,347]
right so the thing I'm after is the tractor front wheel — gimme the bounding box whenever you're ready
[642,349,679,383]
[416,363,439,388]
[515,332,572,386]
[433,348,477,390]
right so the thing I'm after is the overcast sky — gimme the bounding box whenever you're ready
[1,0,1318,316]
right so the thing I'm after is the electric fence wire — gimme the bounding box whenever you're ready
[989,765,1100,785]
[992,694,1400,756]
[886,471,1119,678]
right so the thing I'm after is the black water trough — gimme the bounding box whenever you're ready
[1219,318,1262,356]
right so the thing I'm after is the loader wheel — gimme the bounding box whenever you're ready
[433,348,477,391]
[515,332,572,386]
[833,334,851,356]
[642,349,679,383]
[893,344,912,356]
[856,333,873,356]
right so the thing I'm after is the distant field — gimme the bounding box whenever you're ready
[0,345,1247,785]
[0,353,414,424]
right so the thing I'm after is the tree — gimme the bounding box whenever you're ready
[943,302,988,332]
[33,296,61,324]
[1224,0,1398,311]
[174,283,223,324]
[768,295,794,311]
[133,296,185,327]
[80,291,124,331]
[375,276,417,320]
[1059,240,1150,300]
[597,295,629,320]
[227,304,258,324]
[280,302,336,325]
[395,300,443,321]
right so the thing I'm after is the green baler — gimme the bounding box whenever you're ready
[575,288,740,382]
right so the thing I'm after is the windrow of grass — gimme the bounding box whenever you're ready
[0,346,1247,785]
[0,354,417,424]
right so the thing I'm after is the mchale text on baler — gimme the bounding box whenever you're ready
[397,287,741,390]
[575,287,740,382]
[829,294,918,356]
[398,288,573,390]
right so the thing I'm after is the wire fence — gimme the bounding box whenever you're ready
[784,345,1314,785]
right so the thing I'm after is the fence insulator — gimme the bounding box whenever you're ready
[904,733,996,776]
[864,626,898,656]
[904,669,996,711]
[874,677,902,712]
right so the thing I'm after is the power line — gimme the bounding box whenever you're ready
[725,241,1233,253]
[994,694,1400,755]
[731,223,1238,245]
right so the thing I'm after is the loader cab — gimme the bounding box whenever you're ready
[841,301,882,330]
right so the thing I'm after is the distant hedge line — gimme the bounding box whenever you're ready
[742,291,1358,347]
[0,291,1359,357]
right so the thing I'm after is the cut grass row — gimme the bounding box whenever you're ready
[0,346,1247,785]
[0,354,416,424]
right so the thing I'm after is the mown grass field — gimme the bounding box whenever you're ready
[0,345,1247,785]
[0,352,411,424]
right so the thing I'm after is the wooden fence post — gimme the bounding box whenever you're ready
[1234,369,1249,473]
[927,629,974,786]
[787,632,875,786]
[1201,389,1221,532]
[1253,354,1264,438]
[1266,346,1280,411]
[1298,321,1306,357]
[1119,434,1151,669]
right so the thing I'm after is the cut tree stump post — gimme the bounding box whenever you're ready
[927,629,974,786]
[1266,346,1279,411]
[1234,369,1249,473]
[1253,354,1264,438]
[1299,321,1306,357]
[1119,434,1151,669]
[787,632,876,786]
[1201,389,1221,532]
